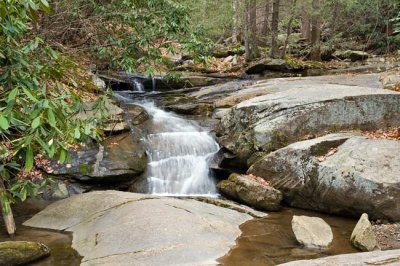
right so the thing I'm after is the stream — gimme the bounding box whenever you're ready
[1,77,361,266]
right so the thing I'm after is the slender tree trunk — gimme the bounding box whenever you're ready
[232,0,239,43]
[0,179,15,236]
[281,1,297,58]
[245,0,260,61]
[270,0,280,58]
[261,1,270,36]
[310,0,321,61]
[301,8,311,41]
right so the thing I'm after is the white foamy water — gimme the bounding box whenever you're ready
[141,102,220,195]
[132,79,145,92]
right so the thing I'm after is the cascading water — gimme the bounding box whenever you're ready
[131,78,145,92]
[141,102,220,196]
[114,76,220,196]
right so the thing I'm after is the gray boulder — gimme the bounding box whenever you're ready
[47,133,147,183]
[249,134,400,221]
[0,241,50,266]
[333,50,369,62]
[217,85,400,169]
[279,249,400,266]
[217,174,282,211]
[246,59,299,75]
[76,101,129,134]
[292,216,333,249]
[351,213,379,251]
[24,191,252,266]
[381,74,400,91]
[125,104,150,125]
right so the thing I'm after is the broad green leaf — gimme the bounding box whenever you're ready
[25,146,34,171]
[0,115,9,130]
[47,109,56,127]
[22,88,39,102]
[20,187,27,201]
[39,0,51,13]
[31,117,41,129]
[59,149,67,164]
[8,88,18,102]
[74,128,81,139]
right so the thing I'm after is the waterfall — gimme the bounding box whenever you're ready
[141,102,220,196]
[131,78,145,92]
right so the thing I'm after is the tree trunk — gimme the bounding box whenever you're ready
[310,0,321,61]
[232,0,239,43]
[245,0,260,61]
[270,0,280,58]
[281,1,297,58]
[0,179,15,236]
[261,1,270,36]
[301,8,311,41]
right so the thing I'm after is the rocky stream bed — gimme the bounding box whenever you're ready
[2,68,400,266]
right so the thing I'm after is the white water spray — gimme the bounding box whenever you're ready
[141,102,220,196]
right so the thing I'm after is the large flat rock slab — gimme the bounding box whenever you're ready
[279,249,400,265]
[217,84,400,169]
[24,191,252,266]
[249,134,400,221]
[191,73,383,108]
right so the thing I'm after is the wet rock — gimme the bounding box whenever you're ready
[191,196,268,218]
[0,241,50,266]
[47,133,146,183]
[217,85,400,169]
[351,213,379,251]
[39,179,88,200]
[333,50,369,62]
[126,104,150,125]
[279,249,400,266]
[217,174,282,211]
[246,59,294,75]
[212,108,231,120]
[24,191,251,266]
[292,216,333,249]
[99,71,238,92]
[165,103,214,116]
[249,134,400,221]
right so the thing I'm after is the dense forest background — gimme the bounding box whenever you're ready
[0,0,399,234]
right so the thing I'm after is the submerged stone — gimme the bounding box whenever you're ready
[0,241,50,266]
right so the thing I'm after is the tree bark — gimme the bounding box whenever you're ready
[232,0,239,43]
[270,0,280,58]
[310,0,321,61]
[301,8,311,41]
[245,0,260,61]
[261,1,270,36]
[0,179,15,236]
[281,0,297,58]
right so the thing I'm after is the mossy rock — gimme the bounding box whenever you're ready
[0,241,50,266]
[217,174,282,211]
